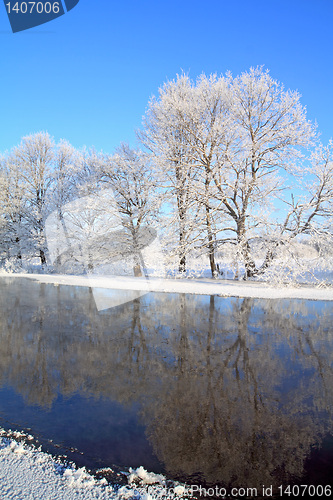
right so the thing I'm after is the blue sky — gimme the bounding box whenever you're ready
[1,0,333,154]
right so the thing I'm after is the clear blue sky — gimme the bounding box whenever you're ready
[1,0,333,154]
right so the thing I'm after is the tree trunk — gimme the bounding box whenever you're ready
[37,214,46,266]
[258,247,275,274]
[15,236,22,262]
[178,252,186,274]
[134,263,142,277]
[237,219,257,279]
[133,249,143,277]
[206,205,217,277]
[87,256,94,272]
[175,156,188,274]
[40,248,46,266]
[178,210,186,274]
[130,222,143,277]
[256,242,280,275]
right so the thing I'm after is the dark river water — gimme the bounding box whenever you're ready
[0,277,332,495]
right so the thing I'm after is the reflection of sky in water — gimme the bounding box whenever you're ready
[0,387,158,472]
[0,277,332,491]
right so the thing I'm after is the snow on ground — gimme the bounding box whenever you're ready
[2,272,333,301]
[0,430,189,500]
[0,431,114,500]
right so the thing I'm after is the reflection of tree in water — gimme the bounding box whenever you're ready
[142,296,332,489]
[0,277,332,490]
[0,281,56,407]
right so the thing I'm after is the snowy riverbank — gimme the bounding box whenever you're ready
[1,272,333,301]
[0,429,188,500]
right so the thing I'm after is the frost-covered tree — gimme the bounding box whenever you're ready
[187,74,232,277]
[51,139,79,211]
[100,143,160,276]
[0,154,27,263]
[289,140,333,234]
[140,68,317,278]
[204,67,316,277]
[258,140,333,273]
[13,132,55,265]
[38,140,81,271]
[139,75,201,273]
[48,190,123,273]
[74,147,103,197]
[157,73,233,277]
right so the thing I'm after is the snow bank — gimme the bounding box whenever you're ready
[2,272,333,301]
[127,466,166,486]
[0,432,113,499]
[0,430,190,500]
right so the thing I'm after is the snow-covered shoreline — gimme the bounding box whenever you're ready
[0,430,115,500]
[0,428,189,500]
[1,272,333,301]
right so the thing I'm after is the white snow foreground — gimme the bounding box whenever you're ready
[0,432,188,500]
[3,272,333,301]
